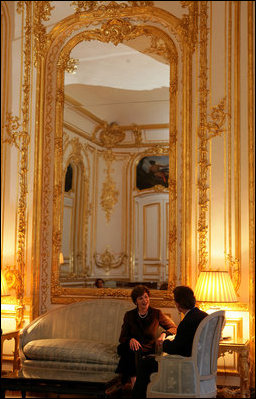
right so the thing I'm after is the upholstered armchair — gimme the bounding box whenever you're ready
[147,310,225,398]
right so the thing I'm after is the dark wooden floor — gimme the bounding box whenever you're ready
[4,387,255,398]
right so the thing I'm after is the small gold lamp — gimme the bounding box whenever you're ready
[194,270,237,305]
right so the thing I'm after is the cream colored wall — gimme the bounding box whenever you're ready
[1,0,254,384]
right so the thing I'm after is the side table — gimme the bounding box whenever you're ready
[1,330,20,375]
[218,338,250,398]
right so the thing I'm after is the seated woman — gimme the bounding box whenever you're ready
[106,284,177,395]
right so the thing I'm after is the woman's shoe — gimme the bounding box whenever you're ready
[105,381,123,396]
[122,382,133,392]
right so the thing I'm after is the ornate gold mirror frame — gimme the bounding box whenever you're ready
[35,2,197,312]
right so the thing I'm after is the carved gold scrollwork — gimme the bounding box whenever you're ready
[178,1,198,52]
[153,184,168,193]
[2,267,25,329]
[93,122,125,148]
[3,267,20,291]
[144,37,177,65]
[4,113,30,149]
[100,151,119,222]
[56,89,65,107]
[70,1,154,14]
[131,125,142,145]
[225,252,240,294]
[206,97,228,140]
[42,0,180,308]
[146,145,169,155]
[31,1,55,66]
[197,1,209,271]
[52,230,62,253]
[65,58,79,74]
[94,247,127,272]
[100,19,142,45]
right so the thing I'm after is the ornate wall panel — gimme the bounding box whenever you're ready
[32,2,196,309]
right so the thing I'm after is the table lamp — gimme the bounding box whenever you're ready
[194,270,237,307]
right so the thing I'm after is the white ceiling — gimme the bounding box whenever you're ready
[64,40,170,126]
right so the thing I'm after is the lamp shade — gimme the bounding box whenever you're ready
[1,271,10,296]
[194,270,237,303]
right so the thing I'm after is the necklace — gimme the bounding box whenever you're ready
[138,310,148,319]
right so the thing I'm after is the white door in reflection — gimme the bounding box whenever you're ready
[134,193,169,285]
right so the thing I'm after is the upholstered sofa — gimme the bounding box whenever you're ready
[19,299,134,382]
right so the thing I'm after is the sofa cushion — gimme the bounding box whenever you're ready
[23,339,119,365]
[22,361,117,382]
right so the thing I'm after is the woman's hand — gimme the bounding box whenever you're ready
[156,332,166,349]
[169,326,177,335]
[129,338,142,351]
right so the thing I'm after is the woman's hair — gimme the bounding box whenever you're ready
[173,286,196,309]
[131,285,150,304]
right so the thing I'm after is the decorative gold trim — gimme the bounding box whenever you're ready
[65,57,79,74]
[197,1,209,272]
[234,1,241,292]
[225,252,240,294]
[205,97,228,140]
[248,0,255,387]
[100,150,119,222]
[94,247,127,272]
[197,301,249,312]
[6,1,33,329]
[3,113,22,148]
[93,122,126,148]
[227,1,232,271]
[32,1,55,66]
[34,3,195,308]
[70,1,154,14]
[178,1,198,52]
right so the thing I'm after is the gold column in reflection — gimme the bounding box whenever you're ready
[233,1,241,290]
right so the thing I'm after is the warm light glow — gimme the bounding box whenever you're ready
[59,252,64,264]
[194,270,237,303]
[1,271,10,296]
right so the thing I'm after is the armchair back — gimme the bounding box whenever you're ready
[147,310,225,398]
[193,310,225,378]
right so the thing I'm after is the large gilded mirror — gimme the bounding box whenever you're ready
[44,4,192,307]
[60,38,170,289]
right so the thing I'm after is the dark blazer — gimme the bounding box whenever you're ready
[162,307,208,357]
[119,306,176,353]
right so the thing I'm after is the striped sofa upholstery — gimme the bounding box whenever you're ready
[19,299,134,382]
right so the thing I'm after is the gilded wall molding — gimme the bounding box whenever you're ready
[4,1,34,328]
[197,1,209,272]
[33,3,193,309]
[100,150,119,222]
[93,122,126,148]
[205,97,228,140]
[70,1,154,14]
[248,0,255,386]
[94,247,127,272]
[65,57,79,74]
[234,1,241,293]
[178,1,198,52]
[32,1,55,66]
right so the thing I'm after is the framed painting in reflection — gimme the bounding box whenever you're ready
[136,155,169,190]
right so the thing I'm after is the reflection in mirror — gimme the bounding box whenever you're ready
[60,38,170,289]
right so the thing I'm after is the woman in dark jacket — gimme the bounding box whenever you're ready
[110,285,176,394]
